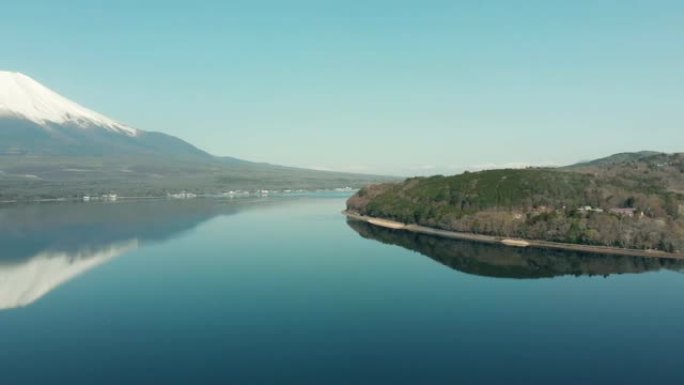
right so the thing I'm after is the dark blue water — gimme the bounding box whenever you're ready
[1,195,683,384]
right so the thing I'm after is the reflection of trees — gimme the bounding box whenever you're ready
[348,220,684,279]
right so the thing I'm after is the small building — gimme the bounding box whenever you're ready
[167,191,197,199]
[577,205,604,214]
[101,193,118,202]
[609,208,637,217]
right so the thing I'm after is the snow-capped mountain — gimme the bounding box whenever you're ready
[0,71,386,198]
[0,71,138,136]
[0,70,215,160]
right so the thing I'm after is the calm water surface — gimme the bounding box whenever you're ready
[1,195,683,385]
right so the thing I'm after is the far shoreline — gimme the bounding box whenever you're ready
[344,211,684,261]
[0,189,357,206]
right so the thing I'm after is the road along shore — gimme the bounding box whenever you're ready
[344,211,684,260]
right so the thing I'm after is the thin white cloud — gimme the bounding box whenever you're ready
[304,160,562,177]
[409,165,437,171]
[306,164,375,173]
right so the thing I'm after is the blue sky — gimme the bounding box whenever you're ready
[3,0,683,175]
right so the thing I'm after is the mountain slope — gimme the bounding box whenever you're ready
[0,71,389,198]
[0,116,214,160]
[0,71,137,136]
[565,151,664,169]
[0,71,227,161]
[564,151,684,194]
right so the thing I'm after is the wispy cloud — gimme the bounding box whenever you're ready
[305,160,561,177]
[408,165,438,171]
[305,164,374,173]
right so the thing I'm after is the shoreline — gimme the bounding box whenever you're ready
[344,211,684,261]
[0,190,356,206]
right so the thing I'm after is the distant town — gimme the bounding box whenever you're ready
[0,187,358,204]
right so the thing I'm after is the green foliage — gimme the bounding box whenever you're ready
[362,169,594,222]
[348,166,684,252]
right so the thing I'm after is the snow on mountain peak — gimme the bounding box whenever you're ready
[0,71,138,137]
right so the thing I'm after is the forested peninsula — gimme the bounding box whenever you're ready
[347,152,684,253]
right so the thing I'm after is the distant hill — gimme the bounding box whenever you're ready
[347,152,684,253]
[566,151,664,169]
[566,152,684,194]
[0,71,389,199]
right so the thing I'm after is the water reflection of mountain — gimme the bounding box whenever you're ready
[0,200,243,262]
[0,199,255,310]
[0,241,139,310]
[347,220,684,279]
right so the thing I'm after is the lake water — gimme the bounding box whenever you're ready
[1,194,683,385]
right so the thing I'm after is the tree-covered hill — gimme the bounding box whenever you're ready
[566,151,664,169]
[566,152,684,194]
[348,153,684,252]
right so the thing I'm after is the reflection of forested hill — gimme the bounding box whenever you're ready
[348,220,684,279]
